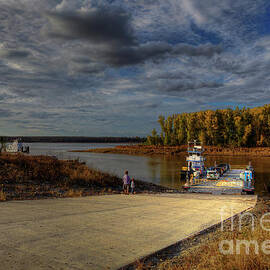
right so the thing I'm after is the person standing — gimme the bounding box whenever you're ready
[122,171,130,194]
[130,178,135,194]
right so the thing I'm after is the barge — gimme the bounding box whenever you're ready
[182,141,255,194]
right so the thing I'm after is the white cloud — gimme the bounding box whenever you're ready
[181,0,205,24]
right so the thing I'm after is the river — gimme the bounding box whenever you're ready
[29,143,270,195]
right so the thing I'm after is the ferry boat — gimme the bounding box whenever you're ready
[182,141,255,195]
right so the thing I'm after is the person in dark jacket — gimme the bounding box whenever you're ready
[122,171,130,194]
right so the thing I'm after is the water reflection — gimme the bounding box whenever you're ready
[29,143,270,195]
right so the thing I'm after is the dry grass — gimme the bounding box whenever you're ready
[0,153,122,200]
[0,153,170,201]
[0,190,6,201]
[163,229,270,270]
[0,153,122,188]
[64,189,83,197]
[136,199,270,270]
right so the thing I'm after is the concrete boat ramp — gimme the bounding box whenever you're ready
[0,194,256,270]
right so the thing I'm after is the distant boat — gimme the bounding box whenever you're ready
[5,139,29,153]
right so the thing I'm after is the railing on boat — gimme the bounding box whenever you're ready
[229,165,248,170]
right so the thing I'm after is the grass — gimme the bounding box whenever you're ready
[134,198,270,270]
[64,189,83,197]
[0,188,6,201]
[0,153,172,201]
[162,229,270,270]
[0,153,118,186]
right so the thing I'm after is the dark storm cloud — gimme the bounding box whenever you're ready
[46,9,223,67]
[101,42,222,66]
[73,41,222,67]
[46,8,135,46]
[96,42,171,66]
[2,0,270,136]
[0,49,30,59]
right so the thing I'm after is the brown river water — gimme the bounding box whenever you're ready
[29,143,270,195]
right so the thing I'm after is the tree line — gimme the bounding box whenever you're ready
[0,136,145,143]
[147,104,270,147]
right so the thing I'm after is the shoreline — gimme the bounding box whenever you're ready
[71,144,270,157]
[0,153,177,202]
[0,153,266,269]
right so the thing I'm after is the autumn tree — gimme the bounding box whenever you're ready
[146,104,270,147]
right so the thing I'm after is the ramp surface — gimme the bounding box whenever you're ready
[0,194,257,270]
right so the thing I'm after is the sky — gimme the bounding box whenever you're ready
[1,0,270,136]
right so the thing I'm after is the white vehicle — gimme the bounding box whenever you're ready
[206,170,220,180]
[5,140,19,153]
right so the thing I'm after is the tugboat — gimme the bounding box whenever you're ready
[181,140,206,184]
[182,141,255,195]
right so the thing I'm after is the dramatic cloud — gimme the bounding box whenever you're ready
[0,0,270,136]
[46,9,135,46]
[96,42,222,66]
[0,49,30,59]
[46,9,222,67]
